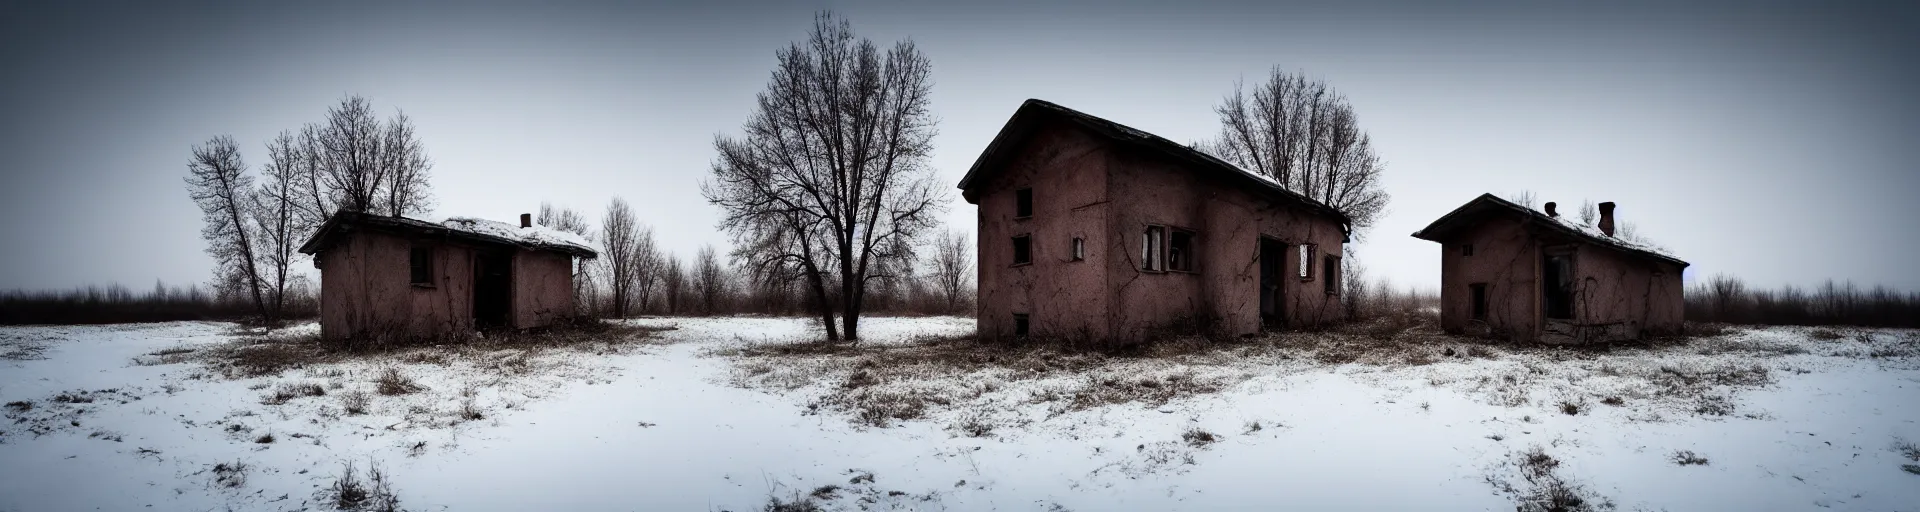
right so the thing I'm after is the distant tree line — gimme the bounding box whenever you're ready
[534,200,973,320]
[1687,274,1920,328]
[0,281,315,325]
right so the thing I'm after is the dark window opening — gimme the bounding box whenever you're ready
[1012,235,1032,265]
[1298,244,1316,280]
[1070,237,1084,261]
[1015,188,1033,218]
[1141,226,1165,271]
[1470,283,1488,321]
[1462,244,1474,256]
[1168,229,1196,272]
[1323,254,1339,295]
[1543,252,1574,319]
[1013,313,1030,337]
[409,246,433,286]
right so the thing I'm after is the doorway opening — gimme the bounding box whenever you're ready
[1543,250,1574,320]
[474,250,513,330]
[1259,238,1287,330]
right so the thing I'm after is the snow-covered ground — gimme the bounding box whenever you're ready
[1,318,1917,511]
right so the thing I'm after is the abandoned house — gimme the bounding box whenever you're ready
[297,210,599,341]
[959,99,1353,346]
[1411,194,1687,343]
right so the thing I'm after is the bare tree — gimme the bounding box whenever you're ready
[184,135,267,321]
[1577,200,1598,226]
[931,229,972,314]
[693,245,725,315]
[1506,190,1538,210]
[662,254,687,315]
[1205,67,1389,237]
[632,225,663,314]
[249,131,304,325]
[537,202,592,236]
[599,198,640,318]
[704,12,945,340]
[379,110,433,217]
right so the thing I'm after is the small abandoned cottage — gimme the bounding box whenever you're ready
[297,211,599,341]
[959,99,1352,345]
[1411,194,1687,343]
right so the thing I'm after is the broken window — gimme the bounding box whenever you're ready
[1470,283,1488,321]
[1168,229,1195,272]
[409,246,433,286]
[1012,234,1032,265]
[1070,237,1084,261]
[1141,226,1165,271]
[1463,244,1474,256]
[1298,244,1316,280]
[1324,254,1339,295]
[1013,313,1030,337]
[1015,188,1033,219]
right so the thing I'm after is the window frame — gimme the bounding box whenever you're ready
[1014,188,1034,219]
[1141,225,1166,272]
[1070,237,1085,262]
[1462,243,1475,257]
[409,245,435,287]
[1011,233,1033,267]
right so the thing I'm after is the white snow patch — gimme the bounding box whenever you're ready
[440,216,600,257]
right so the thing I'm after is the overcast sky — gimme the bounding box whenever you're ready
[2,0,1915,294]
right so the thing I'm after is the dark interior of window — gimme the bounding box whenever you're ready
[1015,188,1033,218]
[409,246,433,285]
[1070,237,1084,261]
[1463,244,1474,256]
[1470,283,1487,321]
[1142,226,1164,271]
[1543,253,1574,319]
[1012,235,1032,265]
[1168,230,1195,272]
[1323,255,1338,295]
[1013,313,1030,337]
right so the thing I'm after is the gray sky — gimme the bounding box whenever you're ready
[3,0,1916,293]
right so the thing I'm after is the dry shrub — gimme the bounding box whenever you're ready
[374,367,422,396]
[1670,450,1709,466]
[340,391,370,415]
[212,460,248,488]
[261,382,326,405]
[1182,427,1219,448]
[1493,446,1614,512]
[322,460,401,512]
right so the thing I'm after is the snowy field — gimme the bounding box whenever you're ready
[2,317,1918,511]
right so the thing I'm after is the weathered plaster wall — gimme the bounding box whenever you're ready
[1570,244,1686,339]
[317,231,474,341]
[974,119,1112,343]
[1439,217,1540,342]
[1103,147,1347,343]
[512,249,575,329]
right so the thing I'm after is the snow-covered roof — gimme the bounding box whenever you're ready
[297,211,599,258]
[1410,194,1686,268]
[439,216,601,258]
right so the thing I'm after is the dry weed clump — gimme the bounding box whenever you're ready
[195,319,663,380]
[1487,446,1615,512]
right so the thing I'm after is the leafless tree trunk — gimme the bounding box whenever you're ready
[1205,68,1388,238]
[380,110,433,217]
[184,135,268,322]
[704,11,945,341]
[632,226,663,314]
[932,229,972,314]
[249,131,304,325]
[600,198,640,318]
[293,95,434,224]
[662,254,686,315]
[694,245,725,315]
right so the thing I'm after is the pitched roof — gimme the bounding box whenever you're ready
[1410,193,1687,268]
[956,99,1351,226]
[297,211,600,259]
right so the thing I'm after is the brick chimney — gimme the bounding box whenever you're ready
[520,213,532,228]
[1544,202,1558,217]
[1597,202,1616,236]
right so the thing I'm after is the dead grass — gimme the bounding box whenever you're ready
[373,367,422,396]
[1670,450,1710,466]
[212,460,248,489]
[340,391,370,415]
[260,382,326,405]
[1489,446,1615,512]
[320,460,401,512]
[1181,427,1219,448]
[200,319,665,379]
